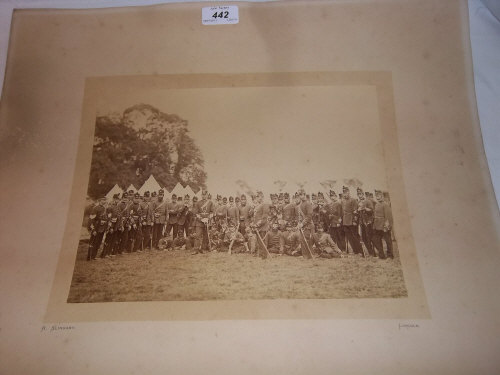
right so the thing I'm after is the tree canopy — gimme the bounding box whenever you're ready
[87,104,206,199]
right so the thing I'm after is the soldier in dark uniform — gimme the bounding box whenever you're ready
[185,196,198,251]
[357,187,375,256]
[139,191,153,251]
[152,189,168,249]
[192,190,215,254]
[372,189,394,259]
[175,194,191,248]
[277,194,284,214]
[115,192,130,254]
[238,194,252,235]
[297,189,314,254]
[87,197,108,261]
[126,193,142,252]
[214,196,228,231]
[224,224,248,254]
[282,222,301,256]
[227,196,239,227]
[312,225,343,258]
[101,193,120,258]
[326,190,345,252]
[282,193,299,229]
[264,221,285,254]
[252,191,270,239]
[341,186,364,256]
[164,193,179,246]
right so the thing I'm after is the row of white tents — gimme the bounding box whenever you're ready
[105,175,199,201]
[106,175,383,202]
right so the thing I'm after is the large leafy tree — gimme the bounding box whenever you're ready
[87,104,206,199]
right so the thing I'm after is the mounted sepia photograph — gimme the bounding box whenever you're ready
[47,72,429,320]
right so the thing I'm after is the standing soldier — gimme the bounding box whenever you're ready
[152,189,168,249]
[101,193,120,258]
[87,197,108,261]
[215,197,228,231]
[357,188,375,256]
[277,194,285,214]
[115,192,130,254]
[185,196,199,251]
[238,194,252,235]
[164,193,180,246]
[282,193,299,229]
[192,190,215,254]
[372,189,394,259]
[227,196,240,227]
[297,189,314,255]
[341,186,364,256]
[326,190,345,252]
[252,191,271,258]
[175,194,192,248]
[127,193,142,253]
[270,194,278,211]
[253,191,270,238]
[140,191,153,251]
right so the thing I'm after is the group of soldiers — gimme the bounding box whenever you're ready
[86,185,395,261]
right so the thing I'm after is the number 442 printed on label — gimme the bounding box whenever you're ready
[202,6,239,25]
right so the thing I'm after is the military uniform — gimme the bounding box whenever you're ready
[139,191,153,250]
[101,195,120,257]
[312,230,343,258]
[192,192,215,253]
[115,193,131,254]
[185,197,199,251]
[283,199,299,228]
[372,191,394,259]
[227,197,239,227]
[326,191,345,251]
[176,195,192,247]
[238,197,252,235]
[164,194,181,246]
[341,187,364,256]
[282,226,301,255]
[214,200,228,231]
[264,228,285,254]
[127,194,143,252]
[357,189,375,256]
[224,228,247,253]
[87,199,108,260]
[152,191,168,249]
[253,200,271,237]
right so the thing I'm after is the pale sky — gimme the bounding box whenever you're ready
[96,85,388,196]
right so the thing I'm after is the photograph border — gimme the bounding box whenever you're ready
[45,71,430,321]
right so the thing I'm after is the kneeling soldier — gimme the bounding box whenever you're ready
[312,225,344,258]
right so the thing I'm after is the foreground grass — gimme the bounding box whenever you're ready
[68,240,407,302]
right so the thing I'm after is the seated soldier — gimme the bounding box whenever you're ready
[223,224,248,254]
[265,222,285,254]
[209,225,224,251]
[282,222,301,256]
[312,225,344,258]
[244,226,257,256]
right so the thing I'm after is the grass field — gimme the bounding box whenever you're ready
[67,237,407,302]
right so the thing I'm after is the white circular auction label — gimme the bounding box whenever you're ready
[202,5,239,25]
